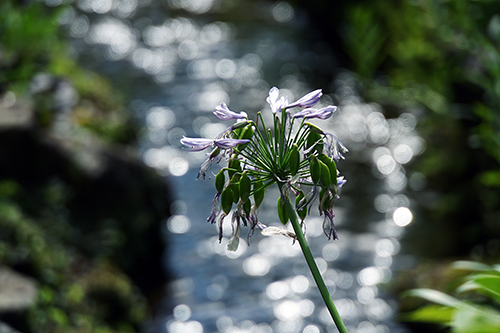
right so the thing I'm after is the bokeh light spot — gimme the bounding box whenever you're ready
[169,157,189,176]
[377,155,396,175]
[393,207,413,227]
[393,144,413,164]
[173,304,192,321]
[167,215,191,234]
[271,2,294,23]
[243,255,270,276]
[266,281,289,300]
[215,59,237,79]
[290,275,310,294]
[357,267,381,286]
[274,300,300,321]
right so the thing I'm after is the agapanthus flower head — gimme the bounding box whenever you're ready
[181,88,347,250]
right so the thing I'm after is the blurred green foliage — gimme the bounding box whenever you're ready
[340,0,500,257]
[0,0,137,144]
[0,0,62,93]
[401,261,500,332]
[0,181,149,332]
[0,1,169,332]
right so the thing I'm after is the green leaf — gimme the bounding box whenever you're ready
[453,306,500,333]
[403,288,463,308]
[452,261,494,272]
[458,274,500,305]
[400,304,454,324]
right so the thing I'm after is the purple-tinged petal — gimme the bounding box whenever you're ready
[323,210,338,240]
[266,87,282,113]
[214,138,250,149]
[214,103,248,121]
[277,96,289,112]
[337,176,346,188]
[180,137,214,151]
[287,89,322,108]
[293,106,337,120]
[292,108,316,118]
[324,133,348,161]
[315,106,337,119]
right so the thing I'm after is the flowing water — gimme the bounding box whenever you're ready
[53,0,426,332]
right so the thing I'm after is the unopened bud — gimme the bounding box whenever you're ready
[239,171,251,203]
[309,156,321,185]
[295,191,307,221]
[289,144,300,176]
[253,180,265,208]
[221,188,233,214]
[215,169,226,193]
[277,197,289,225]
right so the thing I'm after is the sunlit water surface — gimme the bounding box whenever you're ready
[53,0,426,332]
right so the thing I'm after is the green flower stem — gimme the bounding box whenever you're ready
[283,196,349,333]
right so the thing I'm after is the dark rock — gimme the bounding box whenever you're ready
[0,97,173,331]
[0,322,22,333]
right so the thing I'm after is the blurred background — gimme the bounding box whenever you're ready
[1,0,500,332]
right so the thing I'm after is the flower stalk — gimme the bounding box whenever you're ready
[282,191,348,333]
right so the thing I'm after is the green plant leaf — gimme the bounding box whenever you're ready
[453,306,500,333]
[403,288,463,308]
[458,274,500,305]
[452,261,494,272]
[400,304,454,324]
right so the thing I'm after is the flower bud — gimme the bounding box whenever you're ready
[210,147,220,159]
[320,188,334,211]
[305,122,324,135]
[295,190,307,221]
[236,125,254,152]
[306,130,324,155]
[253,180,265,208]
[238,124,254,139]
[289,144,300,176]
[309,156,321,185]
[239,171,251,203]
[319,160,331,187]
[277,196,289,225]
[221,188,233,214]
[215,169,226,193]
[228,159,241,178]
[243,199,251,216]
[318,154,337,186]
[230,173,240,203]
[231,120,250,129]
